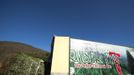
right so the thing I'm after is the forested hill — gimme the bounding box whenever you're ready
[0,41,49,74]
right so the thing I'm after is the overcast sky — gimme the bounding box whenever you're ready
[0,0,134,51]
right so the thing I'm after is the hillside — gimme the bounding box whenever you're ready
[0,41,49,75]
